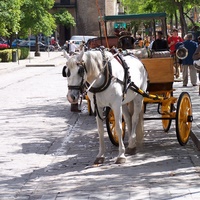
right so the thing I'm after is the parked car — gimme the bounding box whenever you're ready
[0,37,10,49]
[0,43,10,49]
[18,40,54,51]
[11,39,24,48]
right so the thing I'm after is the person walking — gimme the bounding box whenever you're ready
[69,41,78,55]
[168,28,183,78]
[182,33,198,87]
[193,42,200,82]
[144,35,150,49]
[197,36,200,45]
[63,40,69,53]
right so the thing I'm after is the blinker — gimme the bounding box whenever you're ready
[78,67,84,77]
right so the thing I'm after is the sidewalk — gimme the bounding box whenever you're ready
[0,51,65,74]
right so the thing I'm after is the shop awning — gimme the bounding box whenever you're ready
[101,12,167,22]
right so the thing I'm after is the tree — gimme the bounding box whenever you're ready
[121,0,200,37]
[20,0,56,55]
[53,9,76,45]
[53,9,76,28]
[0,0,22,37]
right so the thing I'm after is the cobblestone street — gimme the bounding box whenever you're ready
[0,52,200,200]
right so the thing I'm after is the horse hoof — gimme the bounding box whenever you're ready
[94,157,105,165]
[125,147,136,155]
[115,157,126,164]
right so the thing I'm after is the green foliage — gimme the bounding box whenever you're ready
[18,47,29,59]
[121,0,200,36]
[0,0,22,36]
[20,0,56,38]
[53,9,76,28]
[0,49,12,62]
[0,48,29,62]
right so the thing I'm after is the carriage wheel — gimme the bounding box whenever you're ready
[161,92,173,132]
[176,92,193,146]
[106,107,125,146]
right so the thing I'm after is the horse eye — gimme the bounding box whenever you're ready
[67,69,71,77]
[78,67,84,77]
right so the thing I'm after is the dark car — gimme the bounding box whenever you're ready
[11,39,24,48]
[18,40,53,51]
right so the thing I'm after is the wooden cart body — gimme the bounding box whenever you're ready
[141,57,174,92]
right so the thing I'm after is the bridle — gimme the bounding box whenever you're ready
[66,61,87,94]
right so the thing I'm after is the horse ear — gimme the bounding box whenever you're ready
[77,50,84,62]
[63,50,70,60]
[62,66,67,77]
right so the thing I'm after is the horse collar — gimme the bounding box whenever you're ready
[86,61,112,93]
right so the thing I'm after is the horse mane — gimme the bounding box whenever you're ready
[83,50,103,77]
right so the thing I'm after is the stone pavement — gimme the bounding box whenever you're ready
[0,53,200,200]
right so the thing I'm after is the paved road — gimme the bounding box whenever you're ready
[0,52,200,200]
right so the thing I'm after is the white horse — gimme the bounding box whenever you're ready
[63,49,148,164]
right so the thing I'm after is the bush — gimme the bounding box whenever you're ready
[19,47,29,59]
[0,49,23,62]
[0,49,12,62]
[0,48,30,62]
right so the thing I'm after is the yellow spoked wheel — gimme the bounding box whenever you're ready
[176,92,193,146]
[161,92,173,132]
[106,107,125,146]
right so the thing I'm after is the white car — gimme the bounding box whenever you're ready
[69,35,97,47]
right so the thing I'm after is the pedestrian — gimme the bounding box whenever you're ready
[144,35,150,49]
[138,36,144,48]
[168,28,183,54]
[69,41,78,55]
[63,40,69,52]
[50,37,56,46]
[168,28,183,78]
[149,36,155,50]
[152,31,168,51]
[192,42,200,81]
[182,33,198,87]
[197,36,200,45]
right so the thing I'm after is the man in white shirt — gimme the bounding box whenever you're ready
[69,41,78,55]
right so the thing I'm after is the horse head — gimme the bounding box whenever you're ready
[63,50,87,104]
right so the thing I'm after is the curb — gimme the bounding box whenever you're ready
[26,64,55,67]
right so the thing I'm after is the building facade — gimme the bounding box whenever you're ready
[53,0,122,45]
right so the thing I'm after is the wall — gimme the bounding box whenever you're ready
[76,0,105,36]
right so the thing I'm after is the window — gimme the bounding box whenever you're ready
[60,0,70,5]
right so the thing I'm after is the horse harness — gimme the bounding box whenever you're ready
[64,49,152,120]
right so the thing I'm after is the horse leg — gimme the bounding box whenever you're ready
[122,104,132,141]
[113,106,126,164]
[94,107,105,165]
[136,107,144,147]
[126,96,144,155]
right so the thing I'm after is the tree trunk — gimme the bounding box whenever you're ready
[35,35,40,57]
[174,0,187,37]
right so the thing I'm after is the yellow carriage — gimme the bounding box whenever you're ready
[86,12,193,147]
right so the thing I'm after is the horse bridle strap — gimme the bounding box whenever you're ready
[68,61,87,93]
